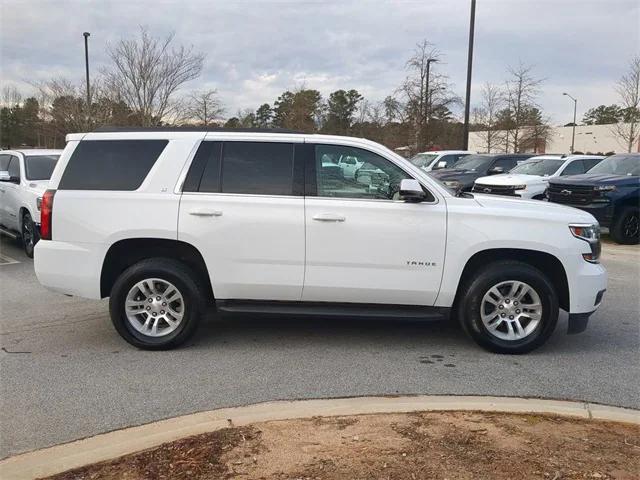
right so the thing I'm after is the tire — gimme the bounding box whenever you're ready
[109,258,206,350]
[457,260,559,354]
[610,206,639,245]
[21,212,38,258]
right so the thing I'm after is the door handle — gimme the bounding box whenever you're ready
[189,209,222,217]
[312,213,345,222]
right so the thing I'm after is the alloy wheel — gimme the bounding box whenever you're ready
[480,280,543,341]
[125,278,185,337]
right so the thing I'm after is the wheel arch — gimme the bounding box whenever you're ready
[453,248,570,312]
[100,238,214,301]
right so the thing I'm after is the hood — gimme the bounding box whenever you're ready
[548,173,640,186]
[475,173,548,187]
[472,193,596,224]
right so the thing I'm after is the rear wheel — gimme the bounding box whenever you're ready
[109,258,205,350]
[21,212,38,258]
[458,261,559,354]
[610,206,639,245]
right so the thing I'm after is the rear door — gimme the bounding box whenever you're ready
[302,143,447,306]
[2,155,22,230]
[178,139,305,301]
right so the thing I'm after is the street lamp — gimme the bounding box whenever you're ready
[462,0,476,150]
[563,92,577,154]
[83,32,91,125]
[424,58,438,147]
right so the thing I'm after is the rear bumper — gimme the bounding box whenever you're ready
[34,240,104,299]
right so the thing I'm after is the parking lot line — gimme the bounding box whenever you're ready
[0,253,20,266]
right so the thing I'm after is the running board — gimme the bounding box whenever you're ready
[216,300,450,320]
[0,226,18,240]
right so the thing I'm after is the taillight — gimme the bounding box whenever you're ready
[40,189,56,240]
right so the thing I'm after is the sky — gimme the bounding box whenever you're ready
[1,0,639,125]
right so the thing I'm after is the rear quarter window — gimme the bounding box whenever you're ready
[58,140,168,190]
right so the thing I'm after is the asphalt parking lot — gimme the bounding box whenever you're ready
[0,237,638,459]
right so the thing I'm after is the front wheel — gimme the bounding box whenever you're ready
[21,212,38,258]
[610,206,639,245]
[458,261,559,354]
[109,258,206,350]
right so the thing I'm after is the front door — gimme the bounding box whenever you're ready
[178,140,305,301]
[303,143,447,306]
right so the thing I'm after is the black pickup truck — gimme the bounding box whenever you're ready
[547,153,639,244]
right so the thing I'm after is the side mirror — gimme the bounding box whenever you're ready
[400,179,426,202]
[0,171,9,182]
[433,160,448,170]
[487,166,504,175]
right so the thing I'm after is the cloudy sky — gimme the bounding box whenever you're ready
[1,0,638,124]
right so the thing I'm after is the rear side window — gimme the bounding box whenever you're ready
[561,160,586,176]
[59,140,168,190]
[0,154,10,171]
[8,156,20,179]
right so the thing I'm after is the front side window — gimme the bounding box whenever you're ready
[314,145,418,201]
[59,140,168,190]
[7,156,20,179]
[25,155,60,180]
[587,155,639,176]
[0,154,10,171]
[560,160,586,176]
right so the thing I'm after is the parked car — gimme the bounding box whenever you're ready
[429,153,534,192]
[547,153,639,244]
[409,150,474,172]
[337,154,363,179]
[473,155,604,200]
[0,149,61,257]
[35,128,606,354]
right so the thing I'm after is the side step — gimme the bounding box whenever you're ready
[0,226,19,240]
[216,300,450,320]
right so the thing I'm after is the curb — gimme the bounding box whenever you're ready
[1,395,638,480]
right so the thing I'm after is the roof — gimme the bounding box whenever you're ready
[1,149,63,156]
[93,126,304,134]
[415,150,475,155]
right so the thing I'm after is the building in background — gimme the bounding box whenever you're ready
[469,123,640,154]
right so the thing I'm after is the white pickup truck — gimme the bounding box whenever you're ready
[34,129,607,353]
[0,149,61,257]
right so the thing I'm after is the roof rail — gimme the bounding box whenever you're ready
[93,126,305,134]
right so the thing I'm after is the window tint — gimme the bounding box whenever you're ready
[183,141,222,192]
[221,142,294,195]
[0,154,10,171]
[7,156,20,179]
[493,157,518,171]
[59,140,168,190]
[25,155,59,180]
[561,160,586,176]
[314,145,425,201]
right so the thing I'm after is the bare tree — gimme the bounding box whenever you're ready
[473,82,505,152]
[400,41,458,152]
[103,27,205,126]
[1,85,23,107]
[185,89,224,126]
[505,62,543,153]
[611,55,640,152]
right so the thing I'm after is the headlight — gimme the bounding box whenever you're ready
[443,180,461,188]
[37,197,42,211]
[569,223,601,263]
[512,184,527,190]
[593,185,616,192]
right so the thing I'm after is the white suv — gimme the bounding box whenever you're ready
[34,129,607,354]
[0,149,61,257]
[473,155,605,200]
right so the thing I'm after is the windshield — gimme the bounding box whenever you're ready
[410,153,438,168]
[24,155,59,180]
[587,155,640,176]
[510,158,564,176]
[452,154,493,172]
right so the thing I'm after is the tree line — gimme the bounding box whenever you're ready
[1,28,638,154]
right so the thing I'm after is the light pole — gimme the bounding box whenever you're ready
[462,0,476,150]
[424,58,438,149]
[83,32,91,126]
[563,92,577,154]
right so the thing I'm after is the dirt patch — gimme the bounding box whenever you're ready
[42,411,639,480]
